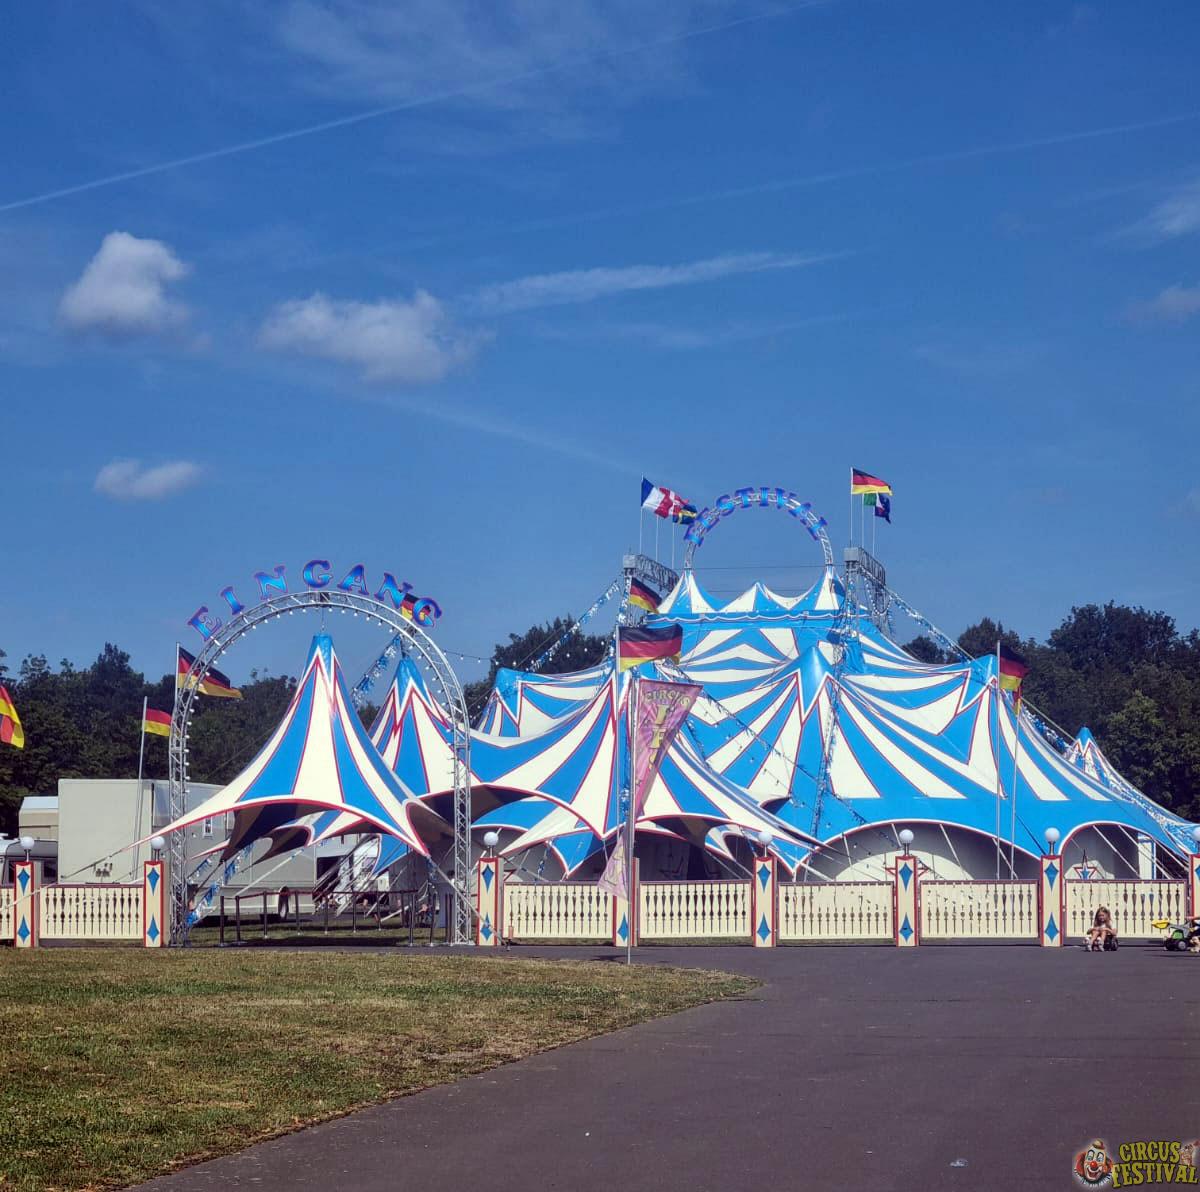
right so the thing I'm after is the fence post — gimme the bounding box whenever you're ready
[1189,851,1200,920]
[890,845,919,947]
[751,853,777,947]
[143,859,165,948]
[13,859,36,948]
[1039,853,1064,947]
[476,854,501,946]
[612,859,639,948]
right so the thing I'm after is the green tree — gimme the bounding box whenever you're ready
[464,617,608,720]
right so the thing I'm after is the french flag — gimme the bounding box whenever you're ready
[641,477,695,522]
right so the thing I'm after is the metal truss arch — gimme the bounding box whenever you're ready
[681,489,835,572]
[166,590,472,945]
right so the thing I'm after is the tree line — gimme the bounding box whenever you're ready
[2,601,1197,836]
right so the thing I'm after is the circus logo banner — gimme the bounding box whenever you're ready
[598,679,701,897]
[631,679,702,819]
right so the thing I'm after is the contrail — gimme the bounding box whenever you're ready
[358,109,1200,258]
[0,0,834,215]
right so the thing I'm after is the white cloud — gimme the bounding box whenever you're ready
[1125,178,1200,243]
[257,290,480,382]
[1127,283,1200,324]
[275,0,740,114]
[94,459,203,500]
[472,251,837,314]
[59,232,191,339]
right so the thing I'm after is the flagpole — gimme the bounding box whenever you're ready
[135,695,148,877]
[638,509,643,556]
[848,467,853,546]
[655,515,660,562]
[1009,693,1021,877]
[625,670,636,966]
[994,642,1002,881]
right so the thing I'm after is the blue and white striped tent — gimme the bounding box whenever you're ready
[163,634,448,859]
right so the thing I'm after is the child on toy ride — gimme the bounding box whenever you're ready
[1087,906,1117,951]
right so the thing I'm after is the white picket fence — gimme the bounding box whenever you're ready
[503,882,612,941]
[1064,879,1188,942]
[920,880,1039,941]
[639,880,749,940]
[779,881,893,941]
[0,886,12,940]
[38,885,144,941]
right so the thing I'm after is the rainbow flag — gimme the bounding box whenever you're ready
[143,708,172,737]
[627,577,661,614]
[618,624,683,672]
[851,468,892,496]
[0,684,24,749]
[177,647,243,699]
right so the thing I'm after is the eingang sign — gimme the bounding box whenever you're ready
[186,560,441,641]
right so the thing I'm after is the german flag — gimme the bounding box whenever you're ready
[618,624,683,672]
[851,468,892,496]
[628,578,661,614]
[177,647,243,699]
[0,684,24,749]
[143,708,172,737]
[400,593,436,626]
[998,643,1029,698]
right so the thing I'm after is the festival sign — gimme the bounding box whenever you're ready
[185,559,442,641]
[682,487,830,551]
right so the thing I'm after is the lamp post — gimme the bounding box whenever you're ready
[898,828,914,856]
[150,835,166,859]
[1040,827,1063,947]
[751,830,777,948]
[755,829,773,857]
[19,835,34,861]
[476,832,502,947]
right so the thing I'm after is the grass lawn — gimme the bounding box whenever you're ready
[0,949,752,1192]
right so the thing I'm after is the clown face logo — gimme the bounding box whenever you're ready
[1182,1140,1200,1168]
[1074,1140,1114,1187]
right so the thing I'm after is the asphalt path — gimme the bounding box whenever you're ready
[134,944,1200,1192]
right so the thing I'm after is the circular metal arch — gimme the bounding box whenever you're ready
[682,488,835,571]
[167,590,472,945]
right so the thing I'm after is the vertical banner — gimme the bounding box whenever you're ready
[1039,853,1064,947]
[751,853,777,947]
[13,859,36,948]
[476,856,501,946]
[143,859,166,948]
[598,678,702,950]
[891,852,919,947]
[1190,853,1200,921]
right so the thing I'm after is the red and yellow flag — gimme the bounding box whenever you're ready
[143,708,172,737]
[998,643,1030,700]
[0,684,24,749]
[177,647,242,699]
[851,467,892,496]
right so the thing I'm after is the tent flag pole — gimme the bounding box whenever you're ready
[626,671,636,967]
[1009,693,1021,876]
[848,466,853,546]
[135,695,148,876]
[994,642,1002,881]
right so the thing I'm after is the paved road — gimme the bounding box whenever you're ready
[135,945,1200,1192]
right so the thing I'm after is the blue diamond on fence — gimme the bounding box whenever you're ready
[481,866,494,891]
[480,915,493,942]
[147,868,160,893]
[17,869,29,893]
[757,914,771,942]
[757,863,772,891]
[899,915,913,942]
[147,917,160,943]
[17,917,30,943]
[1045,862,1058,890]
[617,913,629,943]
[899,862,913,890]
[1045,915,1059,942]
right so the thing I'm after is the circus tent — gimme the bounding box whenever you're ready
[162,634,448,859]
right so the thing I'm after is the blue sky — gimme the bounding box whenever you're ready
[2,0,1199,688]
